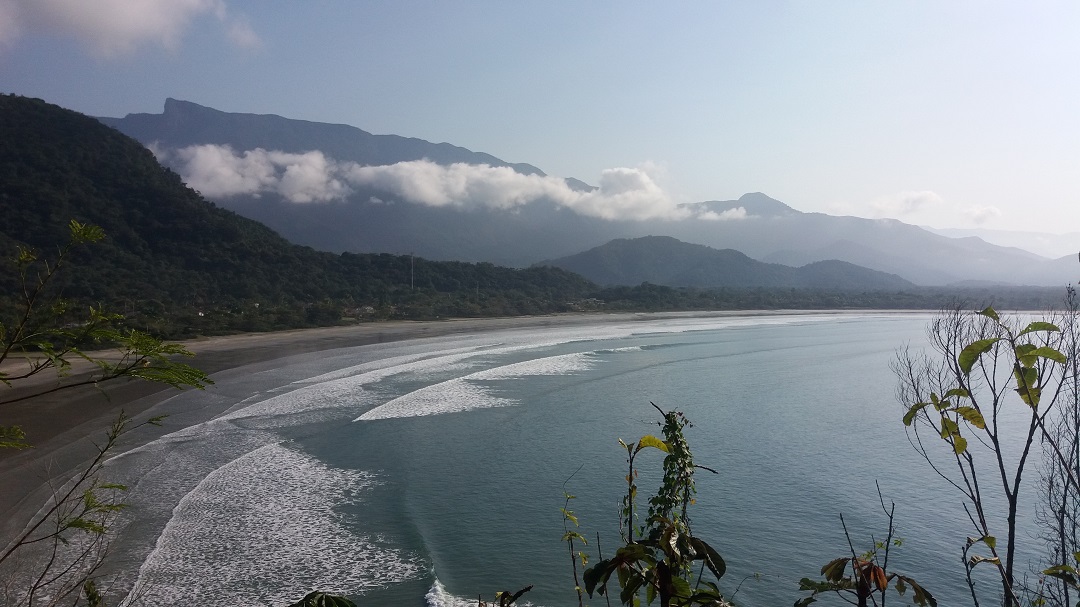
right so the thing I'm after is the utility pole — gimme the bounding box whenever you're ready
[410,253,414,291]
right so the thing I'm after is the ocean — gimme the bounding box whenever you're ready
[78,312,1050,606]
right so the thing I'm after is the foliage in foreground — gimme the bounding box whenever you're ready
[897,301,1080,607]
[0,221,213,606]
[582,405,730,607]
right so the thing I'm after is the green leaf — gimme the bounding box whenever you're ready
[619,575,643,605]
[561,509,579,526]
[940,416,960,438]
[954,406,986,429]
[562,531,587,543]
[688,536,727,580]
[583,558,614,596]
[958,338,1001,375]
[944,387,970,399]
[904,402,931,426]
[1031,346,1067,364]
[67,518,106,534]
[979,306,1000,321]
[1018,321,1061,337]
[953,435,968,455]
[0,425,30,450]
[669,575,692,600]
[636,434,669,454]
[969,555,1001,567]
[1016,343,1039,368]
[1014,366,1042,407]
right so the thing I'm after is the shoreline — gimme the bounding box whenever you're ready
[0,309,921,548]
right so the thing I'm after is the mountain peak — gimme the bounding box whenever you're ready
[680,192,798,218]
[734,192,798,215]
[101,99,551,177]
[163,97,203,111]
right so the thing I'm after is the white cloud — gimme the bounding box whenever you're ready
[564,167,681,220]
[0,2,22,48]
[173,145,347,203]
[699,207,748,221]
[0,0,259,56]
[831,190,1009,230]
[226,17,261,50]
[870,190,944,217]
[164,144,722,222]
[963,204,1002,225]
[348,160,684,220]
[273,150,349,203]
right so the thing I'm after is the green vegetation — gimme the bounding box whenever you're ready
[0,95,595,337]
[1,94,1059,343]
[0,221,212,606]
[896,301,1080,607]
[595,283,1065,313]
[582,405,731,607]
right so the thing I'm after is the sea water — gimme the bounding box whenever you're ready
[89,313,1051,606]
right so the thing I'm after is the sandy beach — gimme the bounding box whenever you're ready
[0,309,869,556]
[0,312,786,540]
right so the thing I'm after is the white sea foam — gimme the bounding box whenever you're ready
[99,313,870,605]
[126,443,421,605]
[425,578,541,607]
[219,316,835,425]
[355,352,595,421]
[354,378,514,420]
[294,344,500,385]
[216,342,586,424]
[470,352,593,380]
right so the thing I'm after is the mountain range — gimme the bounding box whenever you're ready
[537,236,915,290]
[99,99,1078,287]
[0,95,597,335]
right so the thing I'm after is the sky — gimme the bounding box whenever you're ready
[2,1,1079,234]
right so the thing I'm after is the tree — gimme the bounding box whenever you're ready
[583,404,732,607]
[894,304,1079,607]
[0,220,211,606]
[1034,287,1080,607]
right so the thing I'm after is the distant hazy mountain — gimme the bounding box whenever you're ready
[536,236,915,290]
[667,194,1075,287]
[99,98,547,176]
[0,94,596,333]
[924,226,1079,260]
[100,100,1077,287]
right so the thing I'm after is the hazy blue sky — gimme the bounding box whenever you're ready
[2,1,1078,233]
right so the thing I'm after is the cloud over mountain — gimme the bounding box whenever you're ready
[162,144,735,222]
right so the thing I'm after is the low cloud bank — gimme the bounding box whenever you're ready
[160,144,741,222]
[828,189,1003,228]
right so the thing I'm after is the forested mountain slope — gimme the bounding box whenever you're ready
[0,95,595,334]
[537,236,914,290]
